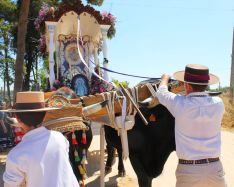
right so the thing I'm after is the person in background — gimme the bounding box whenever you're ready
[0,101,14,151]
[156,64,226,187]
[2,92,79,187]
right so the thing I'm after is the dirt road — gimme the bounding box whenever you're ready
[1,128,233,187]
[85,127,234,187]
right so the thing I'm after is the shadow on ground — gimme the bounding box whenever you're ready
[85,149,120,187]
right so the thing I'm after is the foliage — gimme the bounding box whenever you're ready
[111,79,129,89]
[0,57,15,85]
[0,1,16,103]
[207,86,234,129]
[101,12,117,39]
[38,68,49,91]
[107,25,116,39]
[0,0,17,22]
[221,90,234,129]
[86,0,104,6]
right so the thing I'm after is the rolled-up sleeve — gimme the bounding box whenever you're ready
[3,155,25,187]
[156,85,179,116]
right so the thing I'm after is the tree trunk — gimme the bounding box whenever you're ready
[3,33,11,106]
[3,77,5,100]
[13,0,30,100]
[35,54,38,81]
[4,46,11,106]
[23,50,33,91]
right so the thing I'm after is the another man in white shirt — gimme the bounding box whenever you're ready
[2,92,79,187]
[156,64,226,187]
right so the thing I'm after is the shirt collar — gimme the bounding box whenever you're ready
[22,126,47,141]
[187,92,209,97]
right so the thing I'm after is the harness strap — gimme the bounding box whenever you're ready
[146,83,157,98]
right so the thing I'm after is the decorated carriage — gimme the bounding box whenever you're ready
[36,0,116,94]
[35,0,118,186]
[36,1,185,186]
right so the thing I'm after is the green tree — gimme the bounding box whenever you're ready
[0,0,16,105]
[23,0,59,91]
[14,0,30,99]
[0,0,17,22]
[0,20,15,105]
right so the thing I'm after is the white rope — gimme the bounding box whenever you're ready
[130,87,138,115]
[135,86,139,105]
[76,16,116,89]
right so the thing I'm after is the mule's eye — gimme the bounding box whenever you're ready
[149,114,156,122]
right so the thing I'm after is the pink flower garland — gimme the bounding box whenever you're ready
[34,3,50,31]
[101,11,117,25]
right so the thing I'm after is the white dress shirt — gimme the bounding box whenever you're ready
[156,85,225,160]
[3,126,79,187]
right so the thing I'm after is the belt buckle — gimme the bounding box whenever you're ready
[206,158,209,164]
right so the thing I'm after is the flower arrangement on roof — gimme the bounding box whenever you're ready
[87,0,104,6]
[101,12,117,39]
[34,3,50,32]
[34,3,55,55]
[34,1,117,55]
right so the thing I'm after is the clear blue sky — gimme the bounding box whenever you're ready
[1,0,233,90]
[94,0,234,88]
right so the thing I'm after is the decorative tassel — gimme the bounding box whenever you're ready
[72,132,78,145]
[78,165,85,175]
[81,130,87,145]
[81,149,88,165]
[74,149,80,162]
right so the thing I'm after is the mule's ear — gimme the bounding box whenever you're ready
[138,96,159,109]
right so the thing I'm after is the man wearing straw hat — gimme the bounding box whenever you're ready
[2,92,79,187]
[156,64,226,187]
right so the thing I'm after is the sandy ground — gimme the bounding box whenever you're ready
[84,124,234,187]
[1,125,234,187]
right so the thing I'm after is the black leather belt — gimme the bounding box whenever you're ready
[179,157,219,165]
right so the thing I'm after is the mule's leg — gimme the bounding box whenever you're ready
[138,176,153,187]
[117,148,126,177]
[129,155,153,187]
[105,144,115,174]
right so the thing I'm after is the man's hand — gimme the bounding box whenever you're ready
[159,74,171,87]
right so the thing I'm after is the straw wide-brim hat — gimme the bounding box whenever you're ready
[2,92,59,112]
[173,64,219,85]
